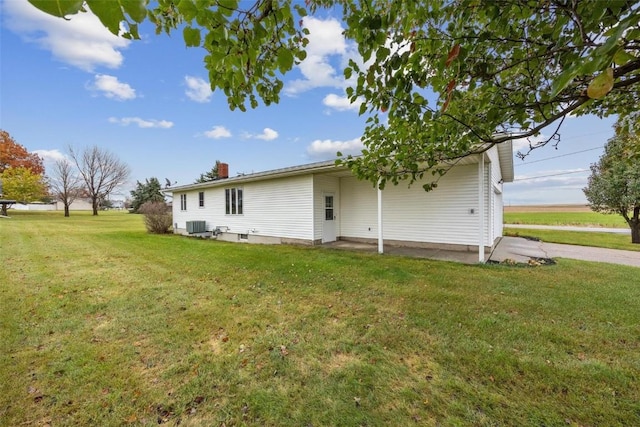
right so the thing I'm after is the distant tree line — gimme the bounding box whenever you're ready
[0,129,130,216]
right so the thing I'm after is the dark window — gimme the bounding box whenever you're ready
[198,191,204,207]
[231,188,236,214]
[225,187,243,215]
[325,195,334,221]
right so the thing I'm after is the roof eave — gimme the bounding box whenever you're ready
[166,159,343,193]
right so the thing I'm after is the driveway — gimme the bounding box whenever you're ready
[490,236,640,268]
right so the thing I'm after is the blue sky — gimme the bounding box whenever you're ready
[1,1,617,204]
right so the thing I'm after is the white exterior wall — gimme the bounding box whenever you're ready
[12,203,56,211]
[173,175,314,241]
[341,164,488,246]
[339,177,379,240]
[312,175,340,242]
[171,148,508,248]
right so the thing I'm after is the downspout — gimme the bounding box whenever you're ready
[378,178,384,254]
[478,154,485,263]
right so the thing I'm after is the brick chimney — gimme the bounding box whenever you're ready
[218,162,229,179]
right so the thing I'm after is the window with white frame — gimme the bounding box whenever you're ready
[225,187,243,215]
[198,191,205,208]
[180,194,187,211]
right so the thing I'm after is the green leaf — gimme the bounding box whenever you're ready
[550,67,578,97]
[369,14,382,30]
[587,68,614,99]
[183,26,201,47]
[177,0,198,21]
[86,0,126,35]
[218,0,238,11]
[121,0,146,23]
[277,49,294,73]
[613,49,636,66]
[27,0,84,17]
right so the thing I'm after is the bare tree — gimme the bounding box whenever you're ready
[69,146,130,216]
[48,158,83,217]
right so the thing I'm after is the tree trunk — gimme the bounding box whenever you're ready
[64,203,70,217]
[1,204,7,216]
[92,197,99,216]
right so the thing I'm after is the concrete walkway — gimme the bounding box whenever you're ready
[490,236,640,268]
[324,236,639,268]
[506,224,630,234]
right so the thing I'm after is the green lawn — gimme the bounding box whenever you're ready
[504,228,640,252]
[2,211,639,426]
[504,211,628,228]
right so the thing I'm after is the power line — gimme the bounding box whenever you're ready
[513,169,589,182]
[515,146,603,166]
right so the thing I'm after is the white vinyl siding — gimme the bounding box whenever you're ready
[172,147,508,248]
[173,175,313,241]
[339,177,378,240]
[341,164,487,246]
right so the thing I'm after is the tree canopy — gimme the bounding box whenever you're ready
[48,158,84,217]
[129,177,166,213]
[69,145,131,216]
[194,160,222,183]
[27,0,640,188]
[0,130,45,175]
[584,123,640,243]
[0,166,48,204]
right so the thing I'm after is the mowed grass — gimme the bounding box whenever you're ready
[504,207,638,251]
[504,211,628,228]
[504,228,640,252]
[1,211,639,426]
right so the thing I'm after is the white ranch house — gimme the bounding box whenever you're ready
[169,142,514,262]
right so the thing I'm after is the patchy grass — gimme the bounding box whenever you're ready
[504,228,639,252]
[504,211,627,228]
[2,211,640,426]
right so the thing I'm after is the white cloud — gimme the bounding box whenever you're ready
[323,93,363,112]
[255,128,279,141]
[307,138,363,159]
[33,149,67,164]
[108,117,174,128]
[184,76,212,103]
[204,126,232,139]
[243,128,279,140]
[512,134,549,152]
[90,74,136,100]
[285,17,351,95]
[3,1,130,71]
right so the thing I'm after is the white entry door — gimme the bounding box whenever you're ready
[322,193,336,243]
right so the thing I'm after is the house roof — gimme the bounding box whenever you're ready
[167,142,514,192]
[167,159,341,192]
[496,141,514,183]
